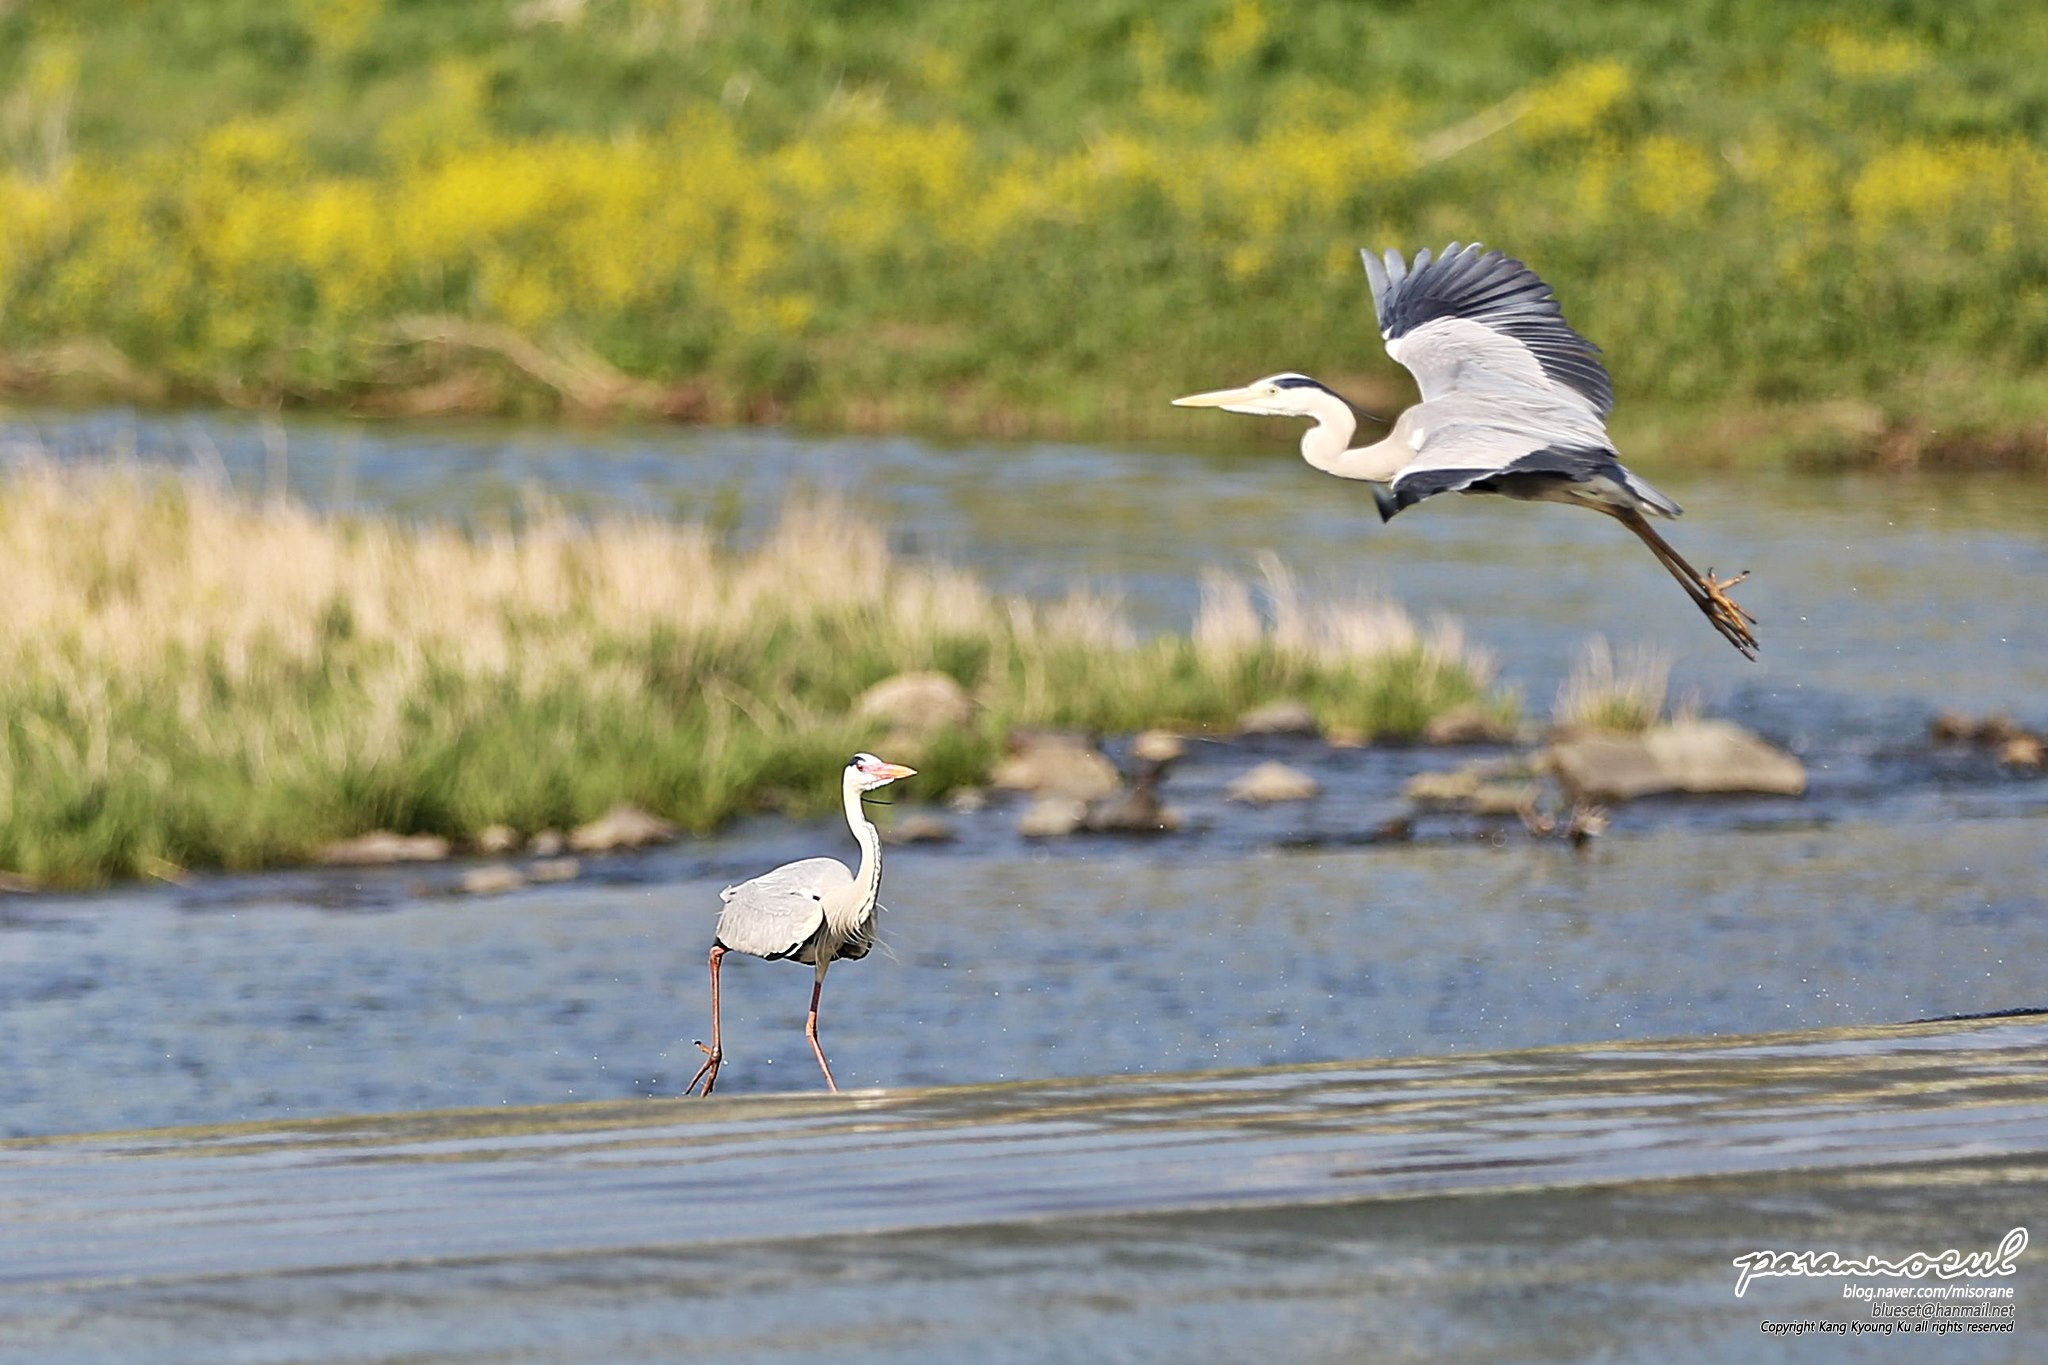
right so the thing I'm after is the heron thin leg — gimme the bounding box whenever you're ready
[685,945,726,1096]
[805,968,839,1093]
[1610,508,1760,660]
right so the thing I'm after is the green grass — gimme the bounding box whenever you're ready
[1,1,2046,465]
[0,464,1503,887]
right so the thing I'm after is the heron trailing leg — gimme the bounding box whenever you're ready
[805,965,839,1093]
[685,945,726,1096]
[1609,507,1759,659]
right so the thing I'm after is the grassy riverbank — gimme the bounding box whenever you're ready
[2,2,2046,465]
[0,464,1502,887]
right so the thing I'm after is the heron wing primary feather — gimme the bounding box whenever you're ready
[714,856,853,960]
[1362,243,1614,419]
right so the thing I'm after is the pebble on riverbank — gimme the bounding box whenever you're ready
[568,805,681,854]
[474,825,521,856]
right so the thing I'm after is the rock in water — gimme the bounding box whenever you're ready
[1130,729,1188,764]
[568,804,681,853]
[1084,786,1182,834]
[1642,722,1807,796]
[1423,703,1514,746]
[528,857,581,883]
[460,865,527,896]
[1469,782,1537,817]
[2000,735,2045,770]
[1227,761,1321,804]
[854,671,975,736]
[991,732,1121,802]
[318,832,451,866]
[1972,714,2027,746]
[885,814,958,844]
[1549,721,1806,802]
[1929,709,1974,744]
[1017,795,1088,838]
[1403,767,1482,808]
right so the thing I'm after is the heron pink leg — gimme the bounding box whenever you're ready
[804,974,839,1093]
[685,946,726,1096]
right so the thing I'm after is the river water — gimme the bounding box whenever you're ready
[2,407,2046,1136]
[5,408,2047,1364]
[5,1015,2045,1364]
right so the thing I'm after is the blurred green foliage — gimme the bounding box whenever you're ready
[2,0,2046,443]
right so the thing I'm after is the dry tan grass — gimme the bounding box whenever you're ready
[0,461,1503,883]
[1196,552,1492,683]
[1552,637,1675,734]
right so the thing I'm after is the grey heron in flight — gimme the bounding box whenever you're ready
[1174,243,1759,658]
[686,752,916,1096]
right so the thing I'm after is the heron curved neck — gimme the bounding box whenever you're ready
[1297,392,1408,483]
[1310,430,1410,484]
[841,776,884,913]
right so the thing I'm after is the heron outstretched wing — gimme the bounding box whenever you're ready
[1361,244,1613,419]
[714,856,853,960]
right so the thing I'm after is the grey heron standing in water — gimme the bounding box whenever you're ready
[1174,243,1759,658]
[685,752,916,1096]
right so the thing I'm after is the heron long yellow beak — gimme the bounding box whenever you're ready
[1171,385,1263,408]
[875,762,917,781]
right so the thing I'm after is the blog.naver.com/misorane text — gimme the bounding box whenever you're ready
[1735,1227,2025,1339]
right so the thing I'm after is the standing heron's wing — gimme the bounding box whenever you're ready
[1361,244,1614,419]
[714,857,853,960]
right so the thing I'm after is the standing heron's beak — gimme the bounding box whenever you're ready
[1171,385,1264,409]
[875,762,917,781]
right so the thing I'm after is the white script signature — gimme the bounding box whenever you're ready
[1732,1228,2027,1298]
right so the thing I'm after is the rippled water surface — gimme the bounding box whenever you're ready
[6,1017,2045,1365]
[2,407,2045,1137]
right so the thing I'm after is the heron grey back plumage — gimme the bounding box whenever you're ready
[715,857,869,963]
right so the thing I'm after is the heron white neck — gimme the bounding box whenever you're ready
[841,774,884,914]
[1296,391,1408,484]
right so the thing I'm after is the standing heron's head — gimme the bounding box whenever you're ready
[1172,373,1342,419]
[848,752,917,792]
